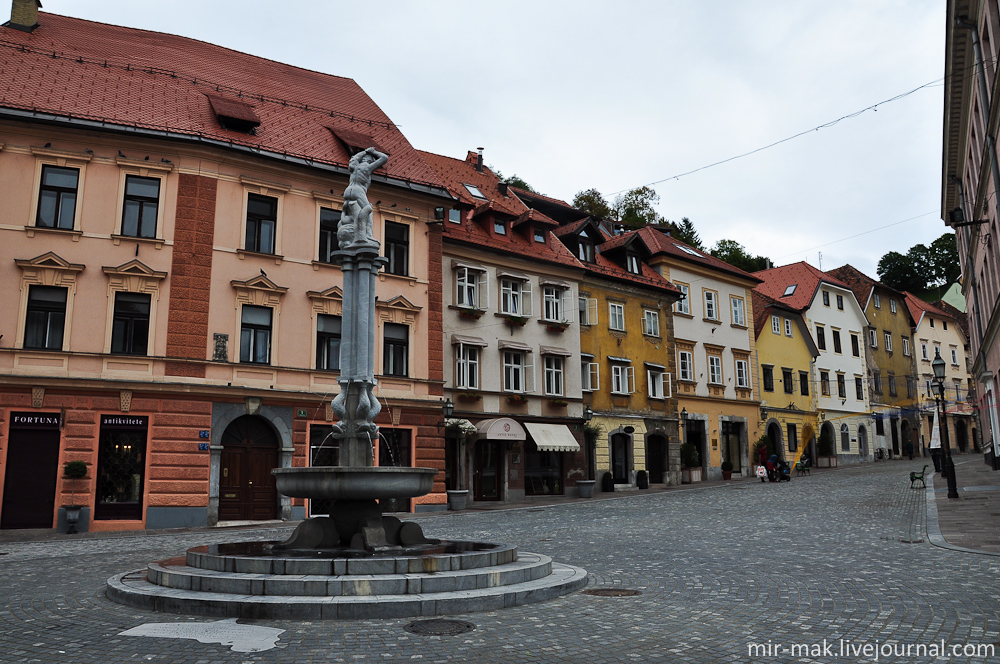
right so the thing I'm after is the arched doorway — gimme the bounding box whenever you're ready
[766,421,782,460]
[819,421,836,458]
[219,415,279,521]
[857,425,869,459]
[955,419,969,453]
[900,420,912,457]
[890,417,900,456]
[646,433,668,483]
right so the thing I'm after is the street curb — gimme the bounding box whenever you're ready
[923,469,1000,557]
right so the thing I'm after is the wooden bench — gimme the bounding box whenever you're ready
[795,460,811,476]
[909,465,929,489]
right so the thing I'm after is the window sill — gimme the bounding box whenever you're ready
[642,333,662,340]
[730,323,747,330]
[702,317,721,324]
[312,260,342,271]
[237,249,284,264]
[379,271,419,286]
[24,225,82,241]
[673,311,693,319]
[112,234,165,249]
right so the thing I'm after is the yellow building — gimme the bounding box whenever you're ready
[751,292,820,466]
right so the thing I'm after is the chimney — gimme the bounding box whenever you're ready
[476,147,483,172]
[497,182,508,196]
[7,0,41,32]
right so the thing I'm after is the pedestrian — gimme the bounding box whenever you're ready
[905,439,914,460]
[767,454,778,482]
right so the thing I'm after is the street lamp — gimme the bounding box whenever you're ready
[932,349,960,499]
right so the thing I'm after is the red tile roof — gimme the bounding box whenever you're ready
[753,261,851,310]
[0,12,446,191]
[751,290,794,337]
[932,299,970,339]
[827,264,906,312]
[419,151,524,217]
[584,227,680,294]
[903,292,956,328]
[638,227,762,284]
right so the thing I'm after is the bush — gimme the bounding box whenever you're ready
[636,470,648,489]
[601,471,614,493]
[680,441,700,469]
[721,460,733,472]
[63,461,88,479]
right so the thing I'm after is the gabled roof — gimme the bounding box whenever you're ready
[827,264,906,313]
[0,12,447,193]
[751,289,819,357]
[639,227,762,284]
[418,151,524,217]
[577,227,680,294]
[932,299,970,340]
[753,261,852,310]
[904,291,958,331]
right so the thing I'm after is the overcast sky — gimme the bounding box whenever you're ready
[40,0,945,278]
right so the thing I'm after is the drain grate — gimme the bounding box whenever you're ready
[900,539,925,544]
[403,619,476,636]
[583,588,642,597]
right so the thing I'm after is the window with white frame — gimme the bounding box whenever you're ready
[609,302,625,331]
[542,286,572,323]
[626,253,640,274]
[708,355,723,384]
[784,318,793,337]
[869,329,878,348]
[455,344,479,389]
[902,337,910,356]
[890,299,897,313]
[771,315,781,334]
[455,266,488,309]
[579,295,598,325]
[873,293,881,309]
[500,278,532,316]
[503,350,533,392]
[610,362,635,394]
[647,366,670,399]
[731,296,746,326]
[581,357,600,391]
[544,356,564,396]
[735,359,749,388]
[933,344,941,360]
[951,347,959,365]
[884,331,892,352]
[704,290,719,321]
[642,308,660,337]
[678,350,693,381]
[921,341,928,360]
[674,283,690,315]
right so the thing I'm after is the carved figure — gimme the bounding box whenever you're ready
[340,147,387,248]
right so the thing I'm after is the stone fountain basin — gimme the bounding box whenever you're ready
[272,466,437,500]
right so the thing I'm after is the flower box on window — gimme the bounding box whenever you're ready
[545,321,570,333]
[457,308,484,320]
[502,315,529,327]
[547,398,568,408]
[506,394,529,405]
[457,392,482,402]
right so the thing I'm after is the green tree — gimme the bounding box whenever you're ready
[572,188,612,218]
[489,167,536,193]
[668,217,704,250]
[877,250,925,293]
[928,233,960,286]
[876,232,959,296]
[612,186,665,229]
[710,239,770,272]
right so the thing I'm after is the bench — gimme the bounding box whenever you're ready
[909,465,929,489]
[795,460,811,476]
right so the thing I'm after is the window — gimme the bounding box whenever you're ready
[384,221,409,276]
[731,297,746,326]
[448,208,462,223]
[500,279,531,316]
[581,359,599,391]
[609,302,625,331]
[816,325,826,350]
[832,329,842,354]
[544,356,564,396]
[543,286,569,322]
[951,347,959,365]
[933,344,941,361]
[240,305,272,364]
[822,290,830,306]
[954,379,963,401]
[783,368,794,394]
[503,351,532,392]
[875,417,885,436]
[943,320,948,330]
[493,219,506,235]
[316,314,342,371]
[783,284,797,297]
[869,329,878,349]
[383,323,409,377]
[872,371,882,394]
[820,370,830,396]
[762,365,774,391]
[890,299,897,314]
[626,253,640,274]
[24,285,67,350]
[837,374,846,399]
[888,374,897,397]
[836,294,844,310]
[851,333,860,357]
[110,292,151,355]
[787,423,798,452]
[674,283,690,315]
[841,424,850,451]
[533,228,545,243]
[642,309,660,337]
[873,293,881,309]
[463,183,486,199]
[884,332,892,352]
[456,266,487,309]
[36,165,79,229]
[678,351,694,381]
[455,344,479,389]
[579,296,598,325]
[736,360,750,389]
[245,193,277,254]
[921,342,929,360]
[902,337,910,357]
[799,371,809,396]
[577,238,595,263]
[708,355,723,385]
[647,368,669,398]
[855,377,864,400]
[611,363,635,394]
[704,291,719,320]
[318,208,341,263]
[121,175,160,238]
[929,317,935,328]
[771,315,781,334]
[906,377,916,398]
[784,318,793,337]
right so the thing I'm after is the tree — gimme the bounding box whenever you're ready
[489,167,536,193]
[928,233,960,286]
[572,188,612,218]
[670,217,705,250]
[612,186,665,229]
[710,239,770,272]
[876,232,959,296]
[877,251,925,293]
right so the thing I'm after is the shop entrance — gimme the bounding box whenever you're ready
[722,421,743,472]
[474,439,503,501]
[1,412,61,529]
[610,433,630,484]
[219,416,279,521]
[646,434,668,483]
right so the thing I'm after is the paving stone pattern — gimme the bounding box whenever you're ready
[1,462,998,663]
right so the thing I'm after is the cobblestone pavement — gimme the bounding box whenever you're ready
[1,461,998,663]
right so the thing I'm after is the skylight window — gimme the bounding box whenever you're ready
[673,243,701,257]
[783,284,797,297]
[463,184,486,199]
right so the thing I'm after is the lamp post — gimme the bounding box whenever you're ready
[932,349,960,499]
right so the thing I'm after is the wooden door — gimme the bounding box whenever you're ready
[219,416,278,521]
[1,427,60,529]
[646,436,666,484]
[611,434,629,484]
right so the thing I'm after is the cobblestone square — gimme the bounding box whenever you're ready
[1,461,997,663]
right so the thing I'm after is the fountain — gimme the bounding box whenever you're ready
[106,148,586,619]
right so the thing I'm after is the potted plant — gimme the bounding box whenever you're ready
[446,488,469,511]
[457,391,482,403]
[458,308,484,320]
[680,442,702,484]
[502,315,528,327]
[62,460,88,534]
[545,320,570,333]
[721,460,734,481]
[547,398,568,408]
[506,394,528,406]
[601,470,614,493]
[817,429,837,467]
[636,469,649,489]
[575,478,596,498]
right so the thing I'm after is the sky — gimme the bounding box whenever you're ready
[39,0,946,278]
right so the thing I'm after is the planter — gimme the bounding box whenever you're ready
[506,395,529,406]
[636,471,649,490]
[681,467,703,484]
[545,323,569,333]
[503,316,528,327]
[446,489,469,511]
[63,505,82,534]
[457,392,482,403]
[722,470,733,480]
[817,456,838,468]
[457,309,484,320]
[576,480,596,499]
[547,399,568,408]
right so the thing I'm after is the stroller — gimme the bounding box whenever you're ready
[776,460,791,482]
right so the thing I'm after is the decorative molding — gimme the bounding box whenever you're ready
[308,286,344,317]
[30,146,93,162]
[115,156,174,172]
[15,252,86,277]
[31,386,44,408]
[377,295,421,325]
[231,274,288,307]
[120,390,133,412]
[240,175,291,194]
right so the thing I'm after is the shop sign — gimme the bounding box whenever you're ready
[10,412,61,430]
[100,415,148,429]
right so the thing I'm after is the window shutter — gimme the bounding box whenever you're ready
[626,366,636,394]
[589,362,600,391]
[521,280,533,317]
[477,270,489,309]
[587,298,598,325]
[647,370,655,397]
[561,290,573,323]
[664,373,672,398]
[523,353,535,393]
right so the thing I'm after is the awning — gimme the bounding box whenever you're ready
[539,277,571,289]
[539,345,572,357]
[524,422,581,452]
[607,356,632,363]
[450,259,486,272]
[497,268,529,281]
[451,334,488,347]
[476,417,526,441]
[498,340,533,352]
[644,361,666,370]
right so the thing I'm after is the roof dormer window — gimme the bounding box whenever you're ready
[494,219,506,235]
[626,253,640,274]
[782,284,797,297]
[577,238,595,263]
[463,184,486,199]
[207,95,261,134]
[534,227,546,243]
